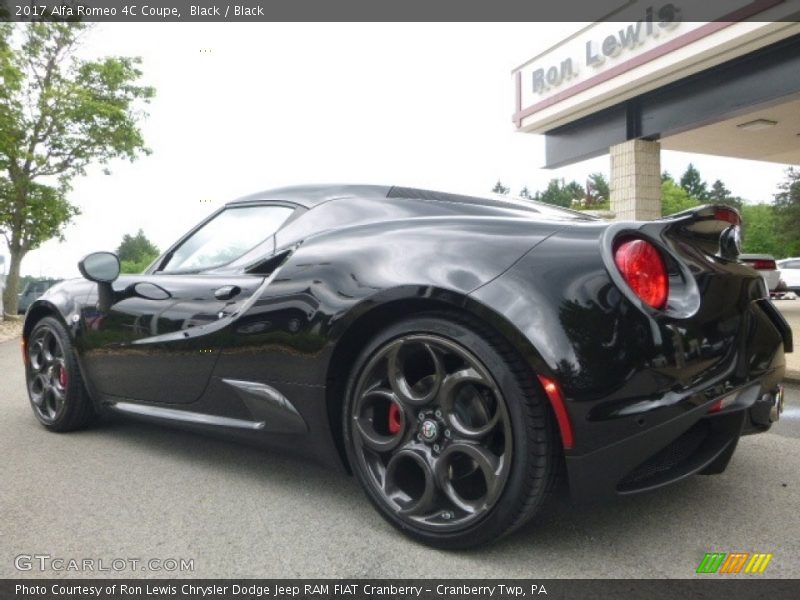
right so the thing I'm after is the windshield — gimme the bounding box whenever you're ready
[160,205,294,273]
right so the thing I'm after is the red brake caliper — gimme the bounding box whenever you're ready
[58,366,68,388]
[388,403,402,435]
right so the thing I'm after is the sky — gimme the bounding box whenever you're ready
[2,22,794,279]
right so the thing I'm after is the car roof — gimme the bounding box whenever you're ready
[227,184,392,208]
[226,184,595,220]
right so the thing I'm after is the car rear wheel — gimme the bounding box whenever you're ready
[343,313,556,548]
[26,316,96,432]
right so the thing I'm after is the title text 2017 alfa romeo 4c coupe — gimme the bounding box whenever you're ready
[22,185,792,548]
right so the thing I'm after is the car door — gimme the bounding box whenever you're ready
[79,202,297,405]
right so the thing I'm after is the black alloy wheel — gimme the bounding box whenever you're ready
[26,317,96,432]
[344,314,556,548]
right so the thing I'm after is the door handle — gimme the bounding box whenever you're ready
[214,285,241,301]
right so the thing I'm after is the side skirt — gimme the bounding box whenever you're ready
[108,401,265,430]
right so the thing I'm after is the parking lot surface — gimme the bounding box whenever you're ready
[1,338,798,579]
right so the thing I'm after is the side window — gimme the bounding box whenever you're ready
[786,260,800,269]
[161,205,294,273]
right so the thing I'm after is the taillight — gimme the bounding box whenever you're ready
[751,259,776,270]
[714,207,741,226]
[613,238,669,309]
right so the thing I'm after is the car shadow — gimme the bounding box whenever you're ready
[83,413,711,555]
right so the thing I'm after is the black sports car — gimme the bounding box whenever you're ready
[22,185,792,548]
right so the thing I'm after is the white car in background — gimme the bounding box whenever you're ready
[776,257,800,293]
[739,254,781,293]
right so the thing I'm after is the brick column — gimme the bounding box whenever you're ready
[610,139,661,221]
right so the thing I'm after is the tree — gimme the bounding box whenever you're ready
[584,172,609,208]
[518,186,532,199]
[679,163,709,202]
[740,204,783,257]
[773,167,800,257]
[491,180,509,195]
[0,177,78,261]
[708,179,742,210]
[117,229,159,273]
[661,178,700,216]
[535,178,584,208]
[0,21,154,316]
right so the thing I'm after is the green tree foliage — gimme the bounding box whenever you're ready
[773,167,800,257]
[0,22,154,315]
[518,186,532,199]
[491,180,510,195]
[679,163,709,202]
[534,178,584,208]
[117,229,159,273]
[740,204,783,256]
[708,179,743,210]
[661,178,700,216]
[0,176,78,247]
[584,172,609,208]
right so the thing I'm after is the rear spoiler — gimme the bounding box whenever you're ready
[653,204,742,260]
[660,204,740,222]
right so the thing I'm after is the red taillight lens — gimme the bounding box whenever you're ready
[613,238,669,309]
[751,259,776,270]
[714,207,741,226]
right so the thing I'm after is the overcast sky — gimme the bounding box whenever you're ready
[2,23,793,279]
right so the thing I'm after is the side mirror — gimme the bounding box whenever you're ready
[79,252,120,312]
[79,252,120,284]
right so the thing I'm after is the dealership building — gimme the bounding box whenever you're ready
[512,1,800,219]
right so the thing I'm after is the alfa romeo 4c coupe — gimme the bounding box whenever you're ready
[22,185,792,548]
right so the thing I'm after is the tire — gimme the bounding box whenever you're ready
[343,312,556,549]
[26,316,96,432]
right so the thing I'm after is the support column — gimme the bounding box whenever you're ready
[610,139,661,221]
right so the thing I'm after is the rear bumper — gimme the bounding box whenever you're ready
[564,372,785,502]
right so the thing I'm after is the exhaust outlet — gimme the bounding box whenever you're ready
[769,385,785,423]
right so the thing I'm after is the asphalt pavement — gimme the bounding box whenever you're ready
[1,339,798,579]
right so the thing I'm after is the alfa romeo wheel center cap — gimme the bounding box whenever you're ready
[420,419,439,443]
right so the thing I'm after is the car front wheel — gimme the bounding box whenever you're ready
[26,316,96,432]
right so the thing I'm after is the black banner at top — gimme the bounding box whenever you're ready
[2,0,800,22]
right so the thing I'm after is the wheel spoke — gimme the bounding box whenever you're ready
[29,340,45,372]
[42,331,56,364]
[51,384,65,414]
[387,341,444,406]
[30,375,46,407]
[434,442,503,514]
[439,368,500,439]
[353,388,406,453]
[384,447,437,516]
[43,389,56,419]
